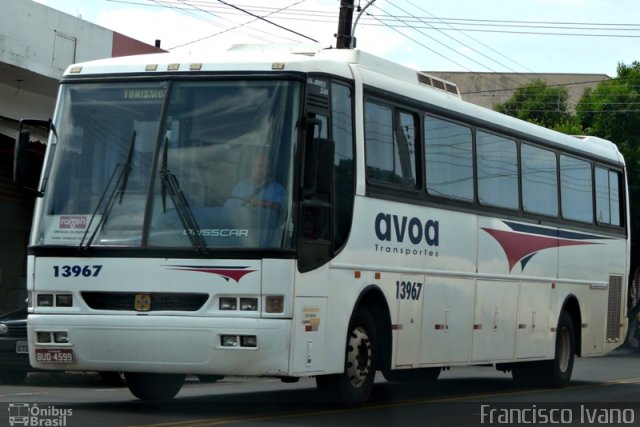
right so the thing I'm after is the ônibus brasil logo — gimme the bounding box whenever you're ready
[8,403,72,427]
[373,212,439,257]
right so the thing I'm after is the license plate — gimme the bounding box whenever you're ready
[35,348,75,364]
[15,341,29,354]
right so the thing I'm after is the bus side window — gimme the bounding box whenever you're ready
[560,155,593,223]
[476,131,517,209]
[365,101,418,189]
[425,115,474,201]
[522,144,558,217]
[596,167,622,226]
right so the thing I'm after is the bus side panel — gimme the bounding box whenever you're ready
[515,282,553,359]
[472,280,518,362]
[558,237,627,353]
[290,296,327,374]
[420,277,474,365]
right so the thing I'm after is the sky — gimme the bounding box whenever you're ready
[33,0,640,77]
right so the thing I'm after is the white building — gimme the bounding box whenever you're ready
[0,1,163,312]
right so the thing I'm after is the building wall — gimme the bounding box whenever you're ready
[0,1,113,80]
[0,1,164,313]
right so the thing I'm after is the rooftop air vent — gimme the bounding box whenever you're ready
[417,72,460,97]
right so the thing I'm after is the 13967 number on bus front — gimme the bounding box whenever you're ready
[53,265,103,277]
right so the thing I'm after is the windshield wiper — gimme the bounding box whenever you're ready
[119,130,136,204]
[78,131,137,252]
[160,138,207,253]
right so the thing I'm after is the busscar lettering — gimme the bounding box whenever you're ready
[183,229,248,237]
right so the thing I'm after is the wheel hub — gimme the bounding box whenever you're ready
[346,326,372,387]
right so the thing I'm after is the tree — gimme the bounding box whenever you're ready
[495,79,577,130]
[577,62,640,329]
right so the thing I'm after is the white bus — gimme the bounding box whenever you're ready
[19,45,629,405]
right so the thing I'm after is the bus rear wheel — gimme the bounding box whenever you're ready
[125,372,185,401]
[512,310,575,388]
[316,308,378,407]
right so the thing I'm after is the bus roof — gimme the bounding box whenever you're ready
[63,44,623,167]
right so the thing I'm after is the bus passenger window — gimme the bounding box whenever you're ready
[560,155,593,223]
[522,144,558,217]
[596,167,622,226]
[364,101,417,188]
[425,116,473,201]
[476,131,518,209]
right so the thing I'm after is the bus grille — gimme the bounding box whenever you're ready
[81,292,208,312]
[606,275,623,341]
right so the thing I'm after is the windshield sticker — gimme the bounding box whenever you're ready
[44,215,101,245]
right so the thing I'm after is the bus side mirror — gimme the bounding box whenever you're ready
[13,130,31,186]
[303,137,335,199]
[13,119,50,197]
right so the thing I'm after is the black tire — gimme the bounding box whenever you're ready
[125,372,185,401]
[544,310,576,387]
[383,367,440,383]
[197,375,224,382]
[99,371,126,386]
[316,308,378,407]
[0,369,28,384]
[512,310,575,388]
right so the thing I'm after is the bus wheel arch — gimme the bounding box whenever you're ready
[561,295,582,357]
[355,286,392,372]
[512,296,580,388]
[316,285,391,406]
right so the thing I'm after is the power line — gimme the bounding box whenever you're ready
[168,0,309,49]
[213,0,317,42]
[108,0,640,37]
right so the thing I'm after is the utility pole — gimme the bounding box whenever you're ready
[335,0,355,49]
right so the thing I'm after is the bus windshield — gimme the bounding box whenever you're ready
[37,79,301,250]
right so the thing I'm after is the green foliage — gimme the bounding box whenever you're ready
[577,61,640,147]
[494,79,574,129]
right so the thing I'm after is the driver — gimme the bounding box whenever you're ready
[225,152,284,210]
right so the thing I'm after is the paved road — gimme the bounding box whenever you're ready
[2,348,640,427]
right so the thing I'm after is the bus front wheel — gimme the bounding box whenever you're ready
[316,308,378,407]
[125,372,185,401]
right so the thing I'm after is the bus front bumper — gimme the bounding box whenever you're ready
[27,314,291,376]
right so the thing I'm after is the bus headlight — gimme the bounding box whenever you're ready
[55,294,73,307]
[265,296,284,313]
[37,332,52,343]
[37,294,54,307]
[240,298,258,311]
[219,298,237,311]
[221,335,238,347]
[53,332,69,343]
